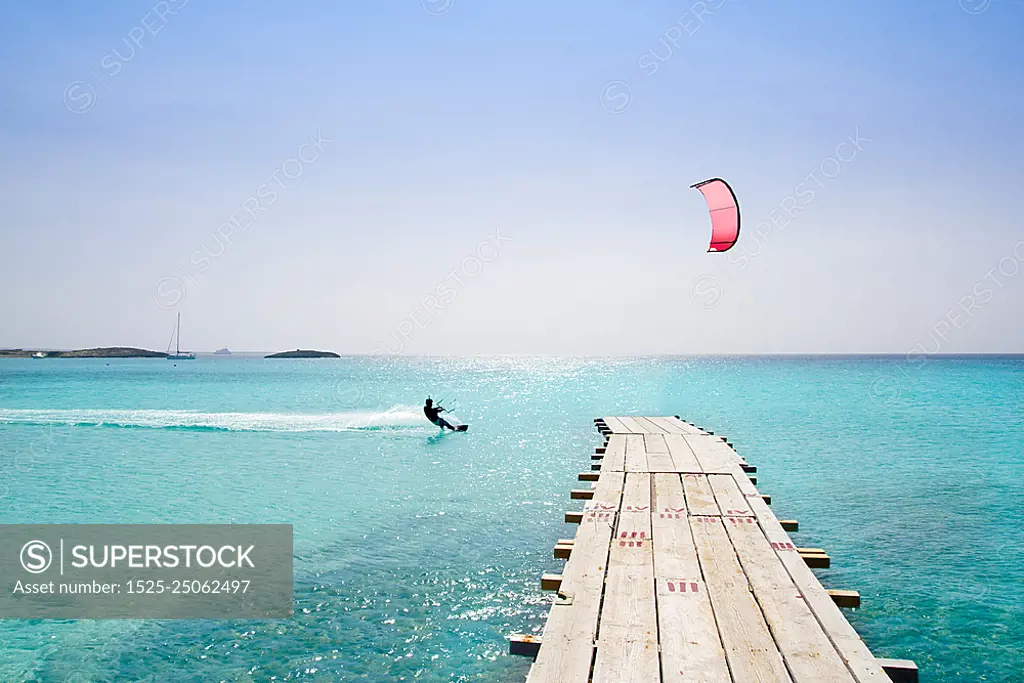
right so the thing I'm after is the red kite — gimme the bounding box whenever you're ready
[691,178,740,252]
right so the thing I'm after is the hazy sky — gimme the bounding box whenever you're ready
[1,0,1022,354]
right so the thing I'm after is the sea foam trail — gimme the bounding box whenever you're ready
[0,406,429,432]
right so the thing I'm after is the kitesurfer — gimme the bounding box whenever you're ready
[424,398,457,431]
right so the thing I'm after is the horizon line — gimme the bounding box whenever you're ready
[3,349,1024,359]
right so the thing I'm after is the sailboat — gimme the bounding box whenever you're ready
[166,313,196,360]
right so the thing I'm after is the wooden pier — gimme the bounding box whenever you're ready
[513,416,917,683]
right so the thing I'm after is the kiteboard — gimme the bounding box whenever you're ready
[446,415,469,432]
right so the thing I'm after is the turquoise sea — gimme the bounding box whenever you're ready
[0,356,1020,682]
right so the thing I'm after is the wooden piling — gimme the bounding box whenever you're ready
[877,659,919,683]
[828,589,861,608]
[509,633,542,657]
[539,573,562,591]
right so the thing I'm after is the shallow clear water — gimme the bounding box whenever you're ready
[0,356,1021,681]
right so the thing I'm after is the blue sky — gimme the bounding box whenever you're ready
[1,0,1022,353]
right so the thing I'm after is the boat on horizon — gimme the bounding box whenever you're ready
[214,347,232,355]
[166,313,196,360]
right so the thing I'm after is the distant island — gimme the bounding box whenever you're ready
[0,347,167,358]
[264,349,340,359]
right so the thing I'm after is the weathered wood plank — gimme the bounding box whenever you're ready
[684,435,737,473]
[728,466,761,497]
[617,417,649,434]
[646,415,688,434]
[527,471,624,683]
[624,434,647,472]
[746,496,889,682]
[651,474,731,683]
[643,433,676,472]
[633,416,669,433]
[690,515,792,682]
[682,473,720,516]
[708,473,754,517]
[723,515,857,682]
[665,434,702,473]
[662,416,704,435]
[602,416,631,434]
[592,473,659,683]
[601,434,627,472]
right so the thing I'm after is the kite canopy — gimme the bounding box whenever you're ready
[691,178,740,252]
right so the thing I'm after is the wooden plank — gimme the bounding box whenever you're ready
[646,415,687,434]
[651,474,731,683]
[682,473,720,516]
[684,435,737,473]
[602,416,631,434]
[746,495,889,682]
[633,416,669,433]
[708,473,754,517]
[723,515,857,682]
[689,515,792,681]
[662,416,704,435]
[729,467,761,497]
[592,473,659,683]
[602,434,627,472]
[527,471,624,683]
[617,417,648,434]
[643,433,675,472]
[665,434,702,473]
[624,434,647,473]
